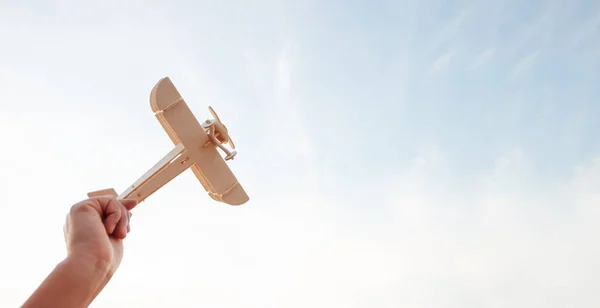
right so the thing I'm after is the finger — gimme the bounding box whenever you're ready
[126,211,132,233]
[113,204,129,239]
[84,196,135,236]
[120,199,138,211]
[63,214,69,241]
[88,196,122,235]
[121,202,130,237]
[122,204,130,235]
[101,198,122,235]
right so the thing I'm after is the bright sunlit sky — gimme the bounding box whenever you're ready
[1,0,600,307]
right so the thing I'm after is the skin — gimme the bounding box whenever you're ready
[22,196,138,308]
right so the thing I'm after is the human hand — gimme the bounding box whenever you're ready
[63,196,138,275]
[23,196,139,308]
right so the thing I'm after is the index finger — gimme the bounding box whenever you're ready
[120,199,138,211]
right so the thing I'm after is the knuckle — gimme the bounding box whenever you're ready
[69,200,89,213]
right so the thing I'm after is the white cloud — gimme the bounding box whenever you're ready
[505,2,560,57]
[428,9,470,53]
[430,51,455,73]
[570,11,600,49]
[379,148,600,307]
[269,41,314,161]
[512,50,541,76]
[468,47,496,69]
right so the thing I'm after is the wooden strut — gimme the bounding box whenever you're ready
[119,143,190,201]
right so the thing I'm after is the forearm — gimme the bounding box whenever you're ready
[22,255,112,308]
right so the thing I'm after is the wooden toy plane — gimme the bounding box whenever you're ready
[87,77,249,205]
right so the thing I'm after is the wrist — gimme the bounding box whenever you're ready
[65,253,113,279]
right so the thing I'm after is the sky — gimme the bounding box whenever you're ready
[1,0,600,307]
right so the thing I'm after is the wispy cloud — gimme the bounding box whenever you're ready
[270,41,314,161]
[430,51,455,73]
[512,49,541,76]
[380,148,600,307]
[570,10,600,49]
[467,47,496,69]
[429,9,470,53]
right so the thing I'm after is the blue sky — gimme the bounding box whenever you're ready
[1,0,600,307]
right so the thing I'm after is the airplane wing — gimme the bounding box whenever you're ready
[149,77,249,205]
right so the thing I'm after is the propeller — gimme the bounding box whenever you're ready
[208,106,236,149]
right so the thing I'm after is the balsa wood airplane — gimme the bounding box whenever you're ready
[87,77,249,205]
